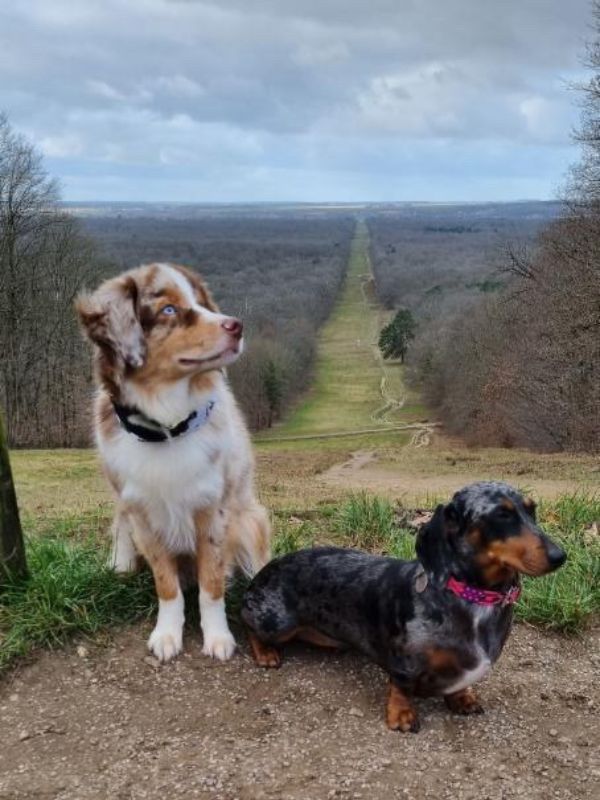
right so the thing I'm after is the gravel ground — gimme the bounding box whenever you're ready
[0,624,598,800]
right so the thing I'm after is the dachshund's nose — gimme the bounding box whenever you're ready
[222,317,243,339]
[547,542,567,570]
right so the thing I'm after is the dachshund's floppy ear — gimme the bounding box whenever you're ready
[416,502,459,577]
[75,275,146,369]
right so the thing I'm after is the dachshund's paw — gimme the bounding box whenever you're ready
[387,707,421,733]
[387,683,420,732]
[254,646,282,669]
[445,688,485,715]
[247,632,282,668]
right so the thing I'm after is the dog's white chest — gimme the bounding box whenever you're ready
[442,656,492,695]
[102,426,227,553]
[443,606,493,695]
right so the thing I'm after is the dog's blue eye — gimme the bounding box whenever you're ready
[161,305,177,316]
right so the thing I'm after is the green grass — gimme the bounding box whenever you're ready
[0,513,319,674]
[1,492,597,675]
[260,221,425,440]
[515,493,600,631]
[330,491,599,633]
[336,492,398,550]
[0,534,156,672]
[273,519,316,556]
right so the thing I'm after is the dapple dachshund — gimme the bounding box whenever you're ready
[241,481,566,731]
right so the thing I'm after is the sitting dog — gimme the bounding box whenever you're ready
[77,262,270,663]
[242,481,566,731]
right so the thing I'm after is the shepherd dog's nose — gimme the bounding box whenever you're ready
[222,317,243,339]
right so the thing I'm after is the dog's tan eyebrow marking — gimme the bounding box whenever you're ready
[501,499,515,511]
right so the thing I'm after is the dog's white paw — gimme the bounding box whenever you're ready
[148,627,183,662]
[199,590,235,661]
[147,593,184,662]
[201,630,236,661]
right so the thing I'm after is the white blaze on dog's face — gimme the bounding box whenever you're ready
[76,263,243,388]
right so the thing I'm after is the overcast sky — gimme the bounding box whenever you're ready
[0,0,593,202]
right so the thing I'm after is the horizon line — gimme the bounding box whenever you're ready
[61,198,562,206]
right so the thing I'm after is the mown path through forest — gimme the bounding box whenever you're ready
[255,220,598,502]
[258,220,436,443]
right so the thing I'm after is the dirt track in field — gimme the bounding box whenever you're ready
[0,623,598,800]
[321,449,599,501]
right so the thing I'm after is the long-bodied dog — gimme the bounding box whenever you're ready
[242,481,565,730]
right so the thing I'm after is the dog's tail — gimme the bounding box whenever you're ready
[227,503,271,578]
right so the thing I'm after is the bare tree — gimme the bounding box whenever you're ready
[0,113,99,446]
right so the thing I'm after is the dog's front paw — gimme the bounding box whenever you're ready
[444,687,484,715]
[148,626,183,662]
[202,630,236,661]
[387,708,421,733]
[199,592,236,661]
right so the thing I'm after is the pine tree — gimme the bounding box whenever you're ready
[378,309,416,362]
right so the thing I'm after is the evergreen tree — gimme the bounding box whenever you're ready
[261,359,285,427]
[378,309,416,362]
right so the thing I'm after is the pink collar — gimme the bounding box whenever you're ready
[446,576,521,607]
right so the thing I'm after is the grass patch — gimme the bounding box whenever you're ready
[273,518,316,556]
[1,492,597,674]
[0,535,155,673]
[334,492,417,557]
[0,514,319,674]
[516,526,599,631]
[333,491,599,632]
[22,507,112,541]
[515,493,600,631]
[336,492,397,550]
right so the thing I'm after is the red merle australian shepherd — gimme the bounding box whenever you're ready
[77,262,270,663]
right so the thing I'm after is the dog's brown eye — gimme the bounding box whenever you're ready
[161,305,177,316]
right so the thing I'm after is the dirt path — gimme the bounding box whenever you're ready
[322,448,598,500]
[0,624,597,800]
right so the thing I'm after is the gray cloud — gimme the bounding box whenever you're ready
[0,0,591,200]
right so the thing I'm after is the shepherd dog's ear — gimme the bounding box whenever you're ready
[75,275,146,369]
[416,502,460,576]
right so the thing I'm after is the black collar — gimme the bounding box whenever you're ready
[113,400,216,443]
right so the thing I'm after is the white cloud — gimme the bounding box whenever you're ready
[86,80,126,102]
[151,75,205,98]
[38,133,84,158]
[0,0,591,200]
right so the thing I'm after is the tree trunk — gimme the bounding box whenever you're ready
[0,410,27,582]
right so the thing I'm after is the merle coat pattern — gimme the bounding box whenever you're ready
[242,482,566,732]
